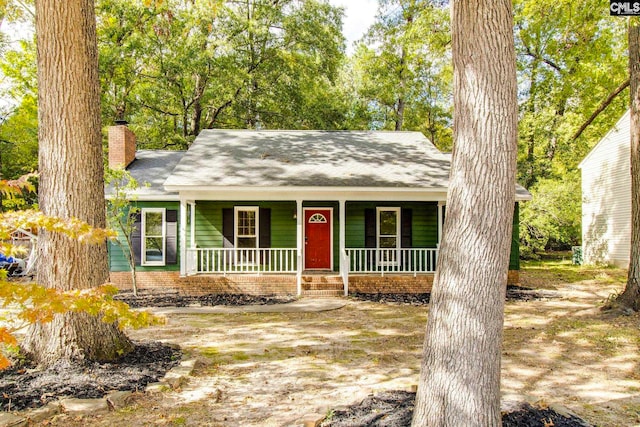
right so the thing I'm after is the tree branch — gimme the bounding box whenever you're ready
[571,78,630,142]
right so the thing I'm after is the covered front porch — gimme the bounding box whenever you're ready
[178,196,445,296]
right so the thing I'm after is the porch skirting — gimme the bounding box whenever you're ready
[110,270,520,296]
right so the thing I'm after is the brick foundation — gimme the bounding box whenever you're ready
[348,274,434,294]
[507,270,519,285]
[109,271,297,296]
[109,269,520,296]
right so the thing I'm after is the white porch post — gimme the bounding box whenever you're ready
[437,202,445,246]
[179,198,187,277]
[189,201,196,247]
[339,199,347,296]
[296,199,303,296]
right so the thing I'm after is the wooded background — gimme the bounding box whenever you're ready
[0,0,629,256]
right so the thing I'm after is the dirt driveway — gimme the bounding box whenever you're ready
[42,267,640,427]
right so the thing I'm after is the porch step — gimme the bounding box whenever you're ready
[301,274,344,291]
[300,289,344,297]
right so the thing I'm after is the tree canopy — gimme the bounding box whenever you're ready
[0,0,631,252]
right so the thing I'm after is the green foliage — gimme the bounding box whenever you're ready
[519,174,582,257]
[515,0,628,188]
[350,0,453,149]
[97,0,348,148]
[0,175,162,369]
[0,38,38,191]
[105,167,142,295]
[0,0,633,257]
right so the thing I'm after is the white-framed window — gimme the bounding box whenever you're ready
[377,207,400,265]
[141,208,166,266]
[235,206,259,264]
[308,213,327,223]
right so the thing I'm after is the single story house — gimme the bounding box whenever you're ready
[579,109,631,267]
[107,123,531,296]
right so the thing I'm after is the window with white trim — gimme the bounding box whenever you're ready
[377,207,400,264]
[235,207,259,248]
[141,208,166,266]
[308,213,327,223]
[235,207,259,264]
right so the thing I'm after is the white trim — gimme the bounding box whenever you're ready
[106,194,180,201]
[339,200,347,296]
[167,187,450,202]
[376,207,401,266]
[579,109,629,169]
[141,208,166,266]
[189,201,196,247]
[296,200,303,295]
[303,207,334,271]
[437,202,445,245]
[308,213,327,223]
[234,207,260,263]
[179,200,187,276]
[164,185,530,202]
[164,185,447,194]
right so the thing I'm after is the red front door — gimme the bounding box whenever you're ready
[304,209,332,269]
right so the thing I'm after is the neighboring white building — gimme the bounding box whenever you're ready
[579,110,631,267]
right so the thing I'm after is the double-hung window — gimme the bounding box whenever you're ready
[141,208,166,266]
[235,206,259,264]
[377,207,400,265]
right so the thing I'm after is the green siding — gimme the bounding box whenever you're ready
[510,203,520,270]
[108,201,180,272]
[109,199,522,273]
[345,202,439,248]
[194,201,297,249]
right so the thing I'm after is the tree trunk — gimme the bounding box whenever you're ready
[395,45,408,132]
[618,20,640,311]
[411,0,518,426]
[22,0,133,366]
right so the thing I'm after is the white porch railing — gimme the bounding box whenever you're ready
[186,248,298,274]
[345,248,438,275]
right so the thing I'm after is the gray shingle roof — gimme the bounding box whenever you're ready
[164,130,452,189]
[112,150,185,198]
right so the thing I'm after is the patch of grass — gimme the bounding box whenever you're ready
[231,351,250,361]
[171,416,187,425]
[521,254,626,288]
[543,317,640,356]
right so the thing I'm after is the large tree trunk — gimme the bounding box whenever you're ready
[411,0,518,426]
[22,0,133,366]
[618,21,640,311]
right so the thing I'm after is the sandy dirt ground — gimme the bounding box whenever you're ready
[35,268,640,427]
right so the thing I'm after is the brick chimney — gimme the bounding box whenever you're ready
[108,121,136,169]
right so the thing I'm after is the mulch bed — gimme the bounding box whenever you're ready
[322,391,593,427]
[0,341,181,412]
[114,292,297,308]
[351,285,558,306]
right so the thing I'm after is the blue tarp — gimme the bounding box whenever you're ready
[0,253,17,264]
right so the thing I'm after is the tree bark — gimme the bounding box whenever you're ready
[411,0,518,426]
[22,0,133,366]
[618,20,640,311]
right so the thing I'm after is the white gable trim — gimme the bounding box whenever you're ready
[579,109,630,169]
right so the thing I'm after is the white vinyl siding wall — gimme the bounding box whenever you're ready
[580,110,631,267]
